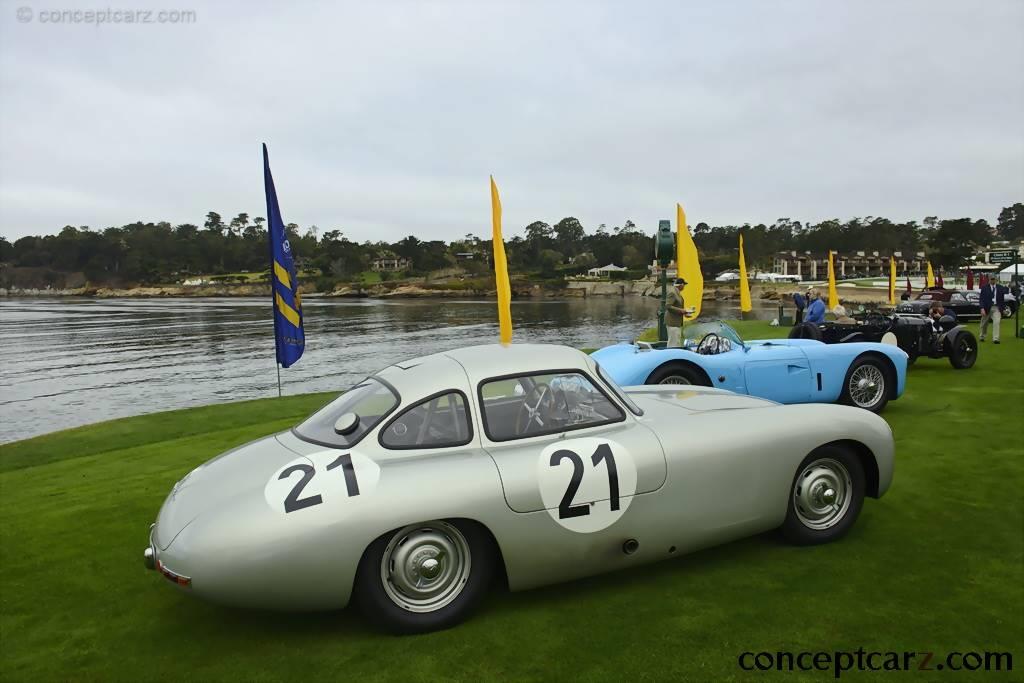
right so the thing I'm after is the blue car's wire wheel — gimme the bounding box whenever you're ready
[847,363,886,409]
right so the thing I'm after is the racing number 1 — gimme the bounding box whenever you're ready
[550,443,620,519]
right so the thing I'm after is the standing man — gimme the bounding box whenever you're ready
[979,276,1006,344]
[804,288,826,324]
[793,290,806,324]
[666,278,686,347]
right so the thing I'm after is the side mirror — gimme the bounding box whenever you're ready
[333,412,360,435]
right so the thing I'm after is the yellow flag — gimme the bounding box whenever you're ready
[738,232,752,313]
[827,250,839,310]
[926,261,935,288]
[676,203,703,321]
[490,176,512,345]
[888,256,896,305]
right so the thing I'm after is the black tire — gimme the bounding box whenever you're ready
[788,322,823,341]
[646,362,711,386]
[948,330,978,370]
[353,519,496,634]
[781,445,866,545]
[1001,304,1014,318]
[839,356,891,413]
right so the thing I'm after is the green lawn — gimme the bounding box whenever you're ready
[1,322,1022,681]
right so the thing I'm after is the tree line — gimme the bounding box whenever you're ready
[1,204,1020,288]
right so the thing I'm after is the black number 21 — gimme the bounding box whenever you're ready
[549,443,620,520]
[279,454,360,513]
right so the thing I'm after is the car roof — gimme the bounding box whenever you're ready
[374,344,593,404]
[443,343,591,379]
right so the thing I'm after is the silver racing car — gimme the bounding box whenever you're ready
[144,344,895,633]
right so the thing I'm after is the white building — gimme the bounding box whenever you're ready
[587,264,628,277]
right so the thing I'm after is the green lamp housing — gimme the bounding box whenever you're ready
[655,219,675,343]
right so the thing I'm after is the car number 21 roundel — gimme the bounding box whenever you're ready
[264,450,380,521]
[537,437,638,533]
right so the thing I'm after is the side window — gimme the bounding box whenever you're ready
[480,371,626,442]
[950,293,966,303]
[380,392,472,449]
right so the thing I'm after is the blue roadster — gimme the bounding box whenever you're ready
[593,321,908,413]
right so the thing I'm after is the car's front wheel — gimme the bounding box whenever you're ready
[947,330,978,369]
[781,446,865,545]
[647,362,711,386]
[353,519,495,634]
[839,356,890,413]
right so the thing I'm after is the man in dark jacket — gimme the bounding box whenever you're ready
[793,291,806,324]
[979,278,1007,343]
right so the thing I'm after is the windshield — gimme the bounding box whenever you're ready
[681,321,744,348]
[294,378,399,447]
[596,363,643,416]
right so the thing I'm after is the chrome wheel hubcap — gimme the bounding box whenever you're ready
[380,521,471,613]
[793,458,852,530]
[659,375,691,385]
[848,364,884,408]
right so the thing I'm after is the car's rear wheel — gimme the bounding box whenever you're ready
[1001,303,1014,318]
[839,356,890,413]
[781,446,865,545]
[948,330,978,370]
[353,519,495,634]
[646,362,711,386]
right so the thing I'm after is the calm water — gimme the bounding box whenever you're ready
[0,296,777,443]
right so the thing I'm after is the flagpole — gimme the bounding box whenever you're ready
[265,143,284,397]
[262,143,306,392]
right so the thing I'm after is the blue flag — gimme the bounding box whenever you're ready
[263,143,305,368]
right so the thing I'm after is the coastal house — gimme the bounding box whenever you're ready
[370,255,412,272]
[648,259,677,279]
[772,250,929,280]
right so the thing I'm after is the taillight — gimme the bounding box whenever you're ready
[156,559,192,588]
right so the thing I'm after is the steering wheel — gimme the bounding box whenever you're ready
[696,332,722,355]
[515,384,554,436]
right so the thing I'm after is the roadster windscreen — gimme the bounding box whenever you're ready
[294,378,399,447]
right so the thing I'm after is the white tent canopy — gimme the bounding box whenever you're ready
[996,263,1022,283]
[587,264,628,276]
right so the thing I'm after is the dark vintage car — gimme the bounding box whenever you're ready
[896,288,1017,319]
[790,313,977,369]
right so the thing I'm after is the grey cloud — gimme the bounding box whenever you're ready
[0,0,1021,242]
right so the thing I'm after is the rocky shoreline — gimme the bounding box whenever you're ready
[0,279,891,306]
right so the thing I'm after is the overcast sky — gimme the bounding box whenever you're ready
[1,0,1021,243]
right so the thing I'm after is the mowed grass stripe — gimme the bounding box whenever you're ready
[0,392,337,473]
[1,321,1021,681]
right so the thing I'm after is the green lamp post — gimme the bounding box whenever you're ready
[655,219,676,343]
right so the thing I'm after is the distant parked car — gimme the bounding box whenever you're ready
[594,321,907,413]
[896,288,1017,319]
[790,313,977,369]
